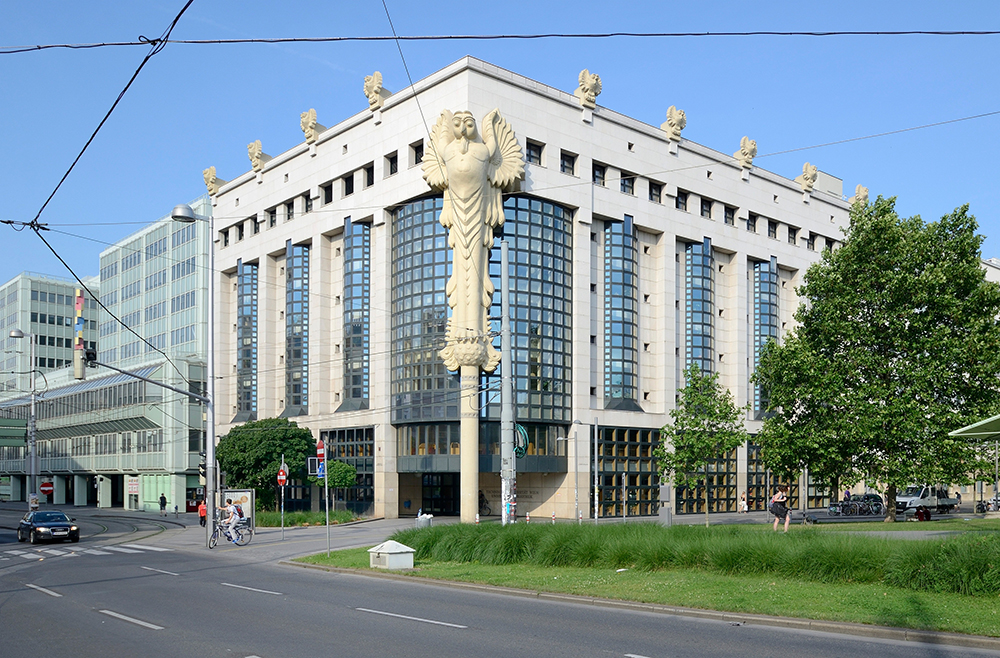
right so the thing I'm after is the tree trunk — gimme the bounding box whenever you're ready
[884,483,897,522]
[704,464,710,528]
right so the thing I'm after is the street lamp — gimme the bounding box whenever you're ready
[557,419,583,524]
[9,328,37,510]
[171,203,215,547]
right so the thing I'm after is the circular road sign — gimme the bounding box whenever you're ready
[277,469,287,486]
[39,481,54,495]
[316,440,325,461]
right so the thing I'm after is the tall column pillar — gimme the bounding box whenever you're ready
[53,475,67,505]
[73,475,88,506]
[460,365,479,523]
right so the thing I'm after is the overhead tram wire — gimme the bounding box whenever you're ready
[4,29,1000,54]
[13,1,195,385]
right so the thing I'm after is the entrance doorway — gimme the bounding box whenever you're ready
[421,473,458,515]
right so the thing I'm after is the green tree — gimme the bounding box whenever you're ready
[216,418,314,510]
[753,198,1000,520]
[655,364,749,527]
[308,460,358,489]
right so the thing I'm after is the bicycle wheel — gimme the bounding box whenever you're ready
[234,527,252,546]
[209,528,219,549]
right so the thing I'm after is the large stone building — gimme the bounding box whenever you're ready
[206,57,853,519]
[0,198,210,511]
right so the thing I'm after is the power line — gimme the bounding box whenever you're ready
[3,29,1000,54]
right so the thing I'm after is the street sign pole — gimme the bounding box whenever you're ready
[279,454,286,541]
[318,439,330,557]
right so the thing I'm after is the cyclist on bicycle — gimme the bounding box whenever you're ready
[219,498,242,544]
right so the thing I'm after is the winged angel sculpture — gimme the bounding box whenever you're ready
[422,109,524,372]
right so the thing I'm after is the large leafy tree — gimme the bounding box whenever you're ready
[754,197,1000,520]
[216,418,315,510]
[655,364,749,527]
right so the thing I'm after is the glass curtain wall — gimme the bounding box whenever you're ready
[751,257,779,419]
[674,448,737,514]
[234,259,258,422]
[603,215,640,410]
[747,441,800,511]
[339,218,371,411]
[282,241,309,416]
[684,238,714,374]
[596,426,660,517]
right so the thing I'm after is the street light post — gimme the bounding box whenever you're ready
[557,422,581,523]
[171,204,215,548]
[9,329,36,510]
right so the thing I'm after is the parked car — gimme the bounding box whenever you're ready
[17,511,80,544]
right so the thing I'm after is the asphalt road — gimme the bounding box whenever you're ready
[0,507,997,658]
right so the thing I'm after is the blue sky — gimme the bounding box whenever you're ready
[2,1,999,284]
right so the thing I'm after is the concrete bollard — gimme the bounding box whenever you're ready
[578,509,583,525]
[552,511,556,524]
[526,512,530,524]
[475,513,479,525]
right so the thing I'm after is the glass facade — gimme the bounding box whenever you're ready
[320,426,374,514]
[751,257,779,419]
[674,447,737,514]
[390,197,457,423]
[485,196,573,423]
[596,426,660,517]
[339,218,371,412]
[684,238,714,374]
[234,259,258,422]
[283,241,309,416]
[747,441,800,511]
[603,215,640,410]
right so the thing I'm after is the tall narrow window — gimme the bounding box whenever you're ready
[603,215,641,410]
[684,238,714,374]
[620,171,635,195]
[788,226,798,245]
[676,190,688,212]
[751,257,779,419]
[282,241,309,417]
[747,213,758,233]
[285,201,294,222]
[649,181,662,203]
[339,218,371,411]
[560,151,576,175]
[526,140,543,165]
[234,259,258,422]
[700,198,712,219]
[724,206,735,226]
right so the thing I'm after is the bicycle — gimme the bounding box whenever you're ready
[209,518,252,548]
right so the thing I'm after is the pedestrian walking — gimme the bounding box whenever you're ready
[198,499,207,527]
[771,485,791,533]
[739,491,748,513]
[159,493,167,517]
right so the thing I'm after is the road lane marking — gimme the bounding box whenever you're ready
[221,582,283,596]
[99,609,164,630]
[18,553,41,559]
[104,546,142,554]
[42,549,66,556]
[626,654,652,658]
[82,549,112,555]
[5,550,27,555]
[141,566,179,576]
[26,583,62,597]
[355,607,467,629]
[122,544,171,552]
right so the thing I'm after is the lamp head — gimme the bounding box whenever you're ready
[171,204,197,223]
[9,329,24,339]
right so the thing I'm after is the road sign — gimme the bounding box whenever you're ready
[277,468,287,486]
[317,461,325,478]
[316,440,325,462]
[39,481,54,495]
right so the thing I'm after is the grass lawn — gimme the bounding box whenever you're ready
[296,521,1000,637]
[254,509,356,527]
[296,547,1000,637]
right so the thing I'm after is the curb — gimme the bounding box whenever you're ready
[280,561,1000,652]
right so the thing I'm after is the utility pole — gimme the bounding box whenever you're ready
[500,240,515,525]
[593,415,599,523]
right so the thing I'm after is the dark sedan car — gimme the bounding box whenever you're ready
[17,511,80,544]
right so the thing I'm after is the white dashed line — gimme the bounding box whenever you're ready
[104,546,142,554]
[355,607,467,629]
[221,582,283,596]
[99,609,164,630]
[141,566,179,576]
[26,583,62,598]
[122,544,172,552]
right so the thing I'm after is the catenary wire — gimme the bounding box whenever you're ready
[3,29,1000,54]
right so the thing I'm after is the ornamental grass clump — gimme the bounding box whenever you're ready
[391,522,1000,596]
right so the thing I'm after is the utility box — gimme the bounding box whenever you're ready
[415,513,434,529]
[368,540,415,570]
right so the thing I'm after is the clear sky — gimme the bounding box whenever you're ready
[2,1,999,285]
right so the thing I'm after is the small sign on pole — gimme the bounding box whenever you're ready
[39,481,54,496]
[277,468,287,486]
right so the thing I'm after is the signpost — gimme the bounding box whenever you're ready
[278,456,287,541]
[318,440,330,556]
[39,481,53,496]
